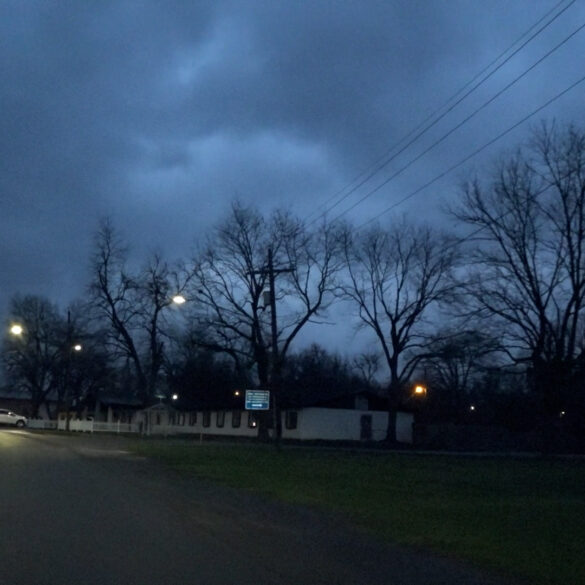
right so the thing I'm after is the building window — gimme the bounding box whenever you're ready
[203,411,211,428]
[216,411,225,428]
[232,410,241,428]
[360,414,373,440]
[285,410,298,430]
[189,412,197,426]
[248,412,258,429]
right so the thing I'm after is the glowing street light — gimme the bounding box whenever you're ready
[73,344,82,352]
[172,295,186,305]
[10,324,23,336]
[413,384,427,396]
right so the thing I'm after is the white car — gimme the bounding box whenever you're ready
[0,409,27,427]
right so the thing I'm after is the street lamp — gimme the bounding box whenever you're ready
[172,295,186,305]
[10,324,23,336]
[64,338,83,432]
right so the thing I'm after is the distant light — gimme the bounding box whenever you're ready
[414,385,427,395]
[10,324,23,336]
[172,394,179,401]
[470,405,476,411]
[234,390,240,396]
[172,295,186,305]
[73,344,82,352]
[560,410,566,418]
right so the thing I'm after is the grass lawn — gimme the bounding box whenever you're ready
[131,440,585,584]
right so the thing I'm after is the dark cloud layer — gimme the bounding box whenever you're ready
[1,1,584,343]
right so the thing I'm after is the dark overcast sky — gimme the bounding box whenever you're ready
[1,0,584,346]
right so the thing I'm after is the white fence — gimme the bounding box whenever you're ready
[30,418,204,435]
[56,419,140,434]
[27,419,58,430]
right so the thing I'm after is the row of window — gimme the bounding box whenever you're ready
[160,410,299,430]
[164,411,254,429]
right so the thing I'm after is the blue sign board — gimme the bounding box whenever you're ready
[245,390,270,410]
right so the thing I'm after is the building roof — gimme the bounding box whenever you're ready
[171,388,387,412]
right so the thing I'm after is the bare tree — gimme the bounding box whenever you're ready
[419,329,501,422]
[187,202,342,437]
[453,124,585,419]
[281,343,371,406]
[188,203,271,383]
[88,219,187,405]
[2,295,64,417]
[1,296,105,419]
[338,219,459,440]
[353,351,381,387]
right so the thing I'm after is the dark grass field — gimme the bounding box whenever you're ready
[131,440,585,585]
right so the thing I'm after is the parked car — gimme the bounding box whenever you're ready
[0,409,27,427]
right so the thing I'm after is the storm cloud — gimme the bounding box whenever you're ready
[1,0,584,336]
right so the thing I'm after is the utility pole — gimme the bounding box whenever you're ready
[64,309,82,432]
[256,247,294,442]
[64,309,72,432]
[267,248,280,441]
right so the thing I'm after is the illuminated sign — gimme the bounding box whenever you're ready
[245,390,270,410]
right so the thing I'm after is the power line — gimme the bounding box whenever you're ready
[355,72,585,230]
[311,0,576,224]
[332,19,585,225]
[305,0,577,226]
[349,75,585,300]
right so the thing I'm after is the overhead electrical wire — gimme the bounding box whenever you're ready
[329,18,585,225]
[305,0,577,226]
[349,72,585,295]
[355,72,585,230]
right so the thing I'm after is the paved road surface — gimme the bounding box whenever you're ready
[0,430,521,585]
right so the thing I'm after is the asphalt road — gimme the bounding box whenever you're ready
[0,430,521,585]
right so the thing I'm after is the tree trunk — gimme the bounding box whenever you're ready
[385,379,399,443]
